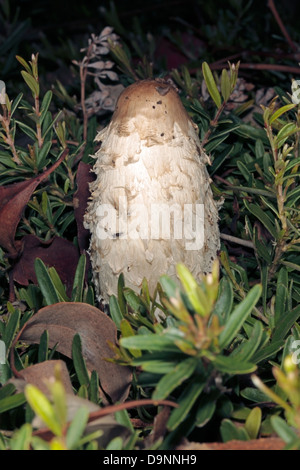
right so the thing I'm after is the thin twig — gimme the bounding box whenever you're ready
[220,233,254,249]
[267,0,298,52]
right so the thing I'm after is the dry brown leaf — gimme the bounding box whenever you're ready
[0,150,68,258]
[12,234,79,296]
[16,302,132,403]
[9,360,74,395]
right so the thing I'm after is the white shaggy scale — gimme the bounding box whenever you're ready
[84,79,220,302]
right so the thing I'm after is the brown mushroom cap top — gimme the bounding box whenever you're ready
[110,79,194,139]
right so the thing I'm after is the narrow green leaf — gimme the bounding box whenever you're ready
[230,320,263,361]
[115,408,135,433]
[2,309,20,349]
[21,70,39,97]
[152,358,198,400]
[25,385,61,436]
[120,334,179,352]
[10,423,32,450]
[167,376,206,431]
[15,120,37,140]
[275,267,289,324]
[48,267,69,302]
[38,330,49,363]
[220,68,231,102]
[72,334,89,387]
[66,406,89,449]
[202,62,221,109]
[0,393,26,413]
[109,295,124,330]
[243,201,277,239]
[251,340,284,363]
[212,277,233,326]
[71,254,86,302]
[11,92,23,117]
[15,55,32,74]
[117,273,127,315]
[271,415,298,444]
[219,284,262,349]
[34,258,60,305]
[270,103,296,124]
[272,304,300,342]
[40,90,53,124]
[212,355,256,374]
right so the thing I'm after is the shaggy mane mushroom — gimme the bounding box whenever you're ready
[84,78,220,302]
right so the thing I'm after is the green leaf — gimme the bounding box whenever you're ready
[109,295,124,330]
[38,330,49,363]
[115,408,135,433]
[11,92,23,117]
[271,415,298,444]
[40,91,53,124]
[152,357,198,400]
[275,267,288,324]
[269,103,296,124]
[212,355,256,374]
[2,309,20,349]
[167,376,206,431]
[25,385,61,436]
[243,201,277,239]
[212,277,233,325]
[72,334,90,387]
[195,398,216,428]
[34,258,60,305]
[220,419,250,442]
[240,387,272,403]
[230,320,263,361]
[120,319,141,358]
[218,284,262,349]
[16,120,37,140]
[272,304,300,342]
[0,393,26,413]
[71,254,86,302]
[66,406,89,449]
[120,333,179,352]
[220,68,231,102]
[0,383,16,400]
[202,62,221,108]
[117,273,127,315]
[48,267,69,302]
[10,423,32,450]
[251,340,284,363]
[15,55,32,74]
[245,407,262,439]
[21,70,39,97]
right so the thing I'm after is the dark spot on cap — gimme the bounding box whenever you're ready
[160,132,164,136]
[152,105,155,109]
[157,100,162,104]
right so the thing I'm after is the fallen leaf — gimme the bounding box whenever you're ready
[14,302,132,403]
[176,437,286,450]
[12,234,79,296]
[9,360,74,396]
[0,150,68,258]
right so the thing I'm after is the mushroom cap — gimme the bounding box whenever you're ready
[110,78,193,140]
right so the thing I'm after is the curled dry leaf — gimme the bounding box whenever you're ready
[0,150,68,258]
[12,234,79,296]
[9,360,74,396]
[15,302,132,403]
